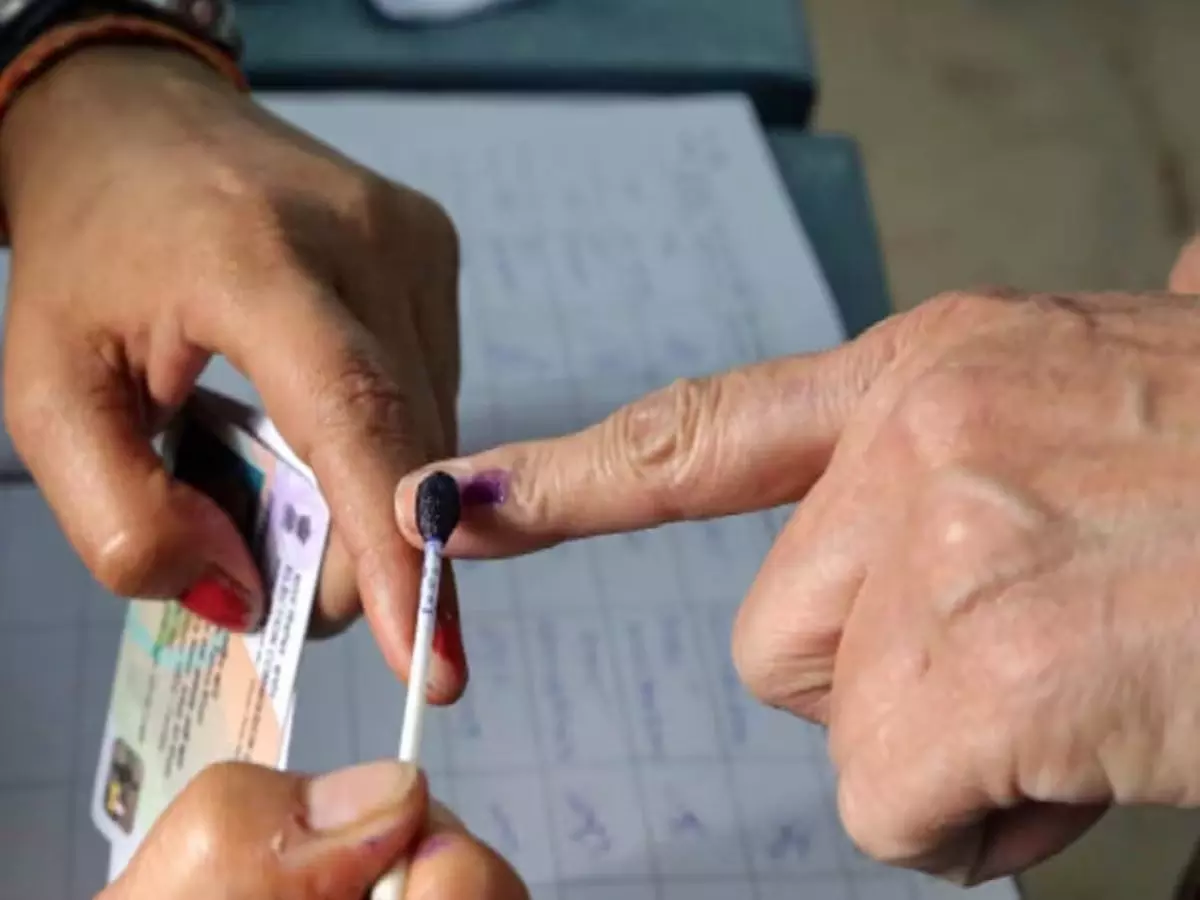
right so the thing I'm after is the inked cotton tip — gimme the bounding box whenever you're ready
[415,471,462,544]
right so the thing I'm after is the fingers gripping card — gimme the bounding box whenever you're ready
[91,396,329,851]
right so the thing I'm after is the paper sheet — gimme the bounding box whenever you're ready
[0,93,1018,898]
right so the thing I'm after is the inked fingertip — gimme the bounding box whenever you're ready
[458,469,509,507]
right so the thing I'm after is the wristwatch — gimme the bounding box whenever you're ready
[0,0,240,70]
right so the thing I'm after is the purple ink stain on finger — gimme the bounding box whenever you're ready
[364,833,391,852]
[459,469,509,507]
[415,833,456,860]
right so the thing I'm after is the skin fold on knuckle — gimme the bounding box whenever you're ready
[312,340,428,466]
[601,376,716,519]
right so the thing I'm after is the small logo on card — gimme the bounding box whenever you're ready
[102,738,143,834]
[282,503,313,545]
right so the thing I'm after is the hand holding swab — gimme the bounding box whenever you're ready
[371,471,461,900]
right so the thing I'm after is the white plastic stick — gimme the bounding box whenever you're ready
[370,539,443,900]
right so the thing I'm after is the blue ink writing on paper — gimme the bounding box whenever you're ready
[767,821,812,861]
[700,518,727,555]
[536,617,574,762]
[482,340,552,379]
[626,619,664,756]
[711,614,748,747]
[580,627,606,700]
[667,800,706,839]
[452,692,484,740]
[475,623,511,685]
[661,612,684,667]
[564,791,612,856]
[488,802,521,855]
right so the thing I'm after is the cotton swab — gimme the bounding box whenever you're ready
[370,471,461,900]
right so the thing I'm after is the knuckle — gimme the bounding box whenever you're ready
[731,605,787,703]
[180,761,242,816]
[968,602,1059,698]
[314,343,425,457]
[2,375,46,455]
[836,752,931,869]
[1171,236,1200,292]
[923,286,1019,316]
[195,177,295,292]
[891,367,990,466]
[903,288,1024,345]
[88,521,165,597]
[197,162,281,243]
[2,336,68,457]
[604,377,714,517]
[379,182,461,273]
[915,467,1062,626]
[731,600,834,719]
[411,192,461,263]
[837,768,904,866]
[919,473,998,562]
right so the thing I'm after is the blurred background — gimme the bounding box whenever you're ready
[808,0,1199,310]
[805,1,1200,897]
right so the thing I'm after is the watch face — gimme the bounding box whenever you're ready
[133,0,241,50]
[183,0,217,27]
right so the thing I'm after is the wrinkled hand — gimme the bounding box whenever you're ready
[0,46,465,700]
[101,760,527,900]
[395,279,1200,883]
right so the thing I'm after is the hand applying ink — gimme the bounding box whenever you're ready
[100,760,529,900]
[0,44,467,701]
[395,266,1200,884]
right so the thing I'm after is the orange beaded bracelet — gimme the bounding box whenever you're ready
[0,12,246,121]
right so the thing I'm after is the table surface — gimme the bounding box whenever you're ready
[238,0,818,126]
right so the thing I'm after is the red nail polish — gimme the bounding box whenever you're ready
[432,595,466,680]
[181,573,259,631]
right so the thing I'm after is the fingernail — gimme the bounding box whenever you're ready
[430,596,466,691]
[307,761,420,834]
[458,469,509,507]
[180,569,262,631]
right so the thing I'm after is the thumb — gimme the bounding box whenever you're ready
[3,317,264,628]
[107,760,427,900]
[395,329,898,558]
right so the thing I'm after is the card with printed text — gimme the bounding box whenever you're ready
[92,396,328,855]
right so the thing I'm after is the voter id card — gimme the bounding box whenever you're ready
[90,393,329,856]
